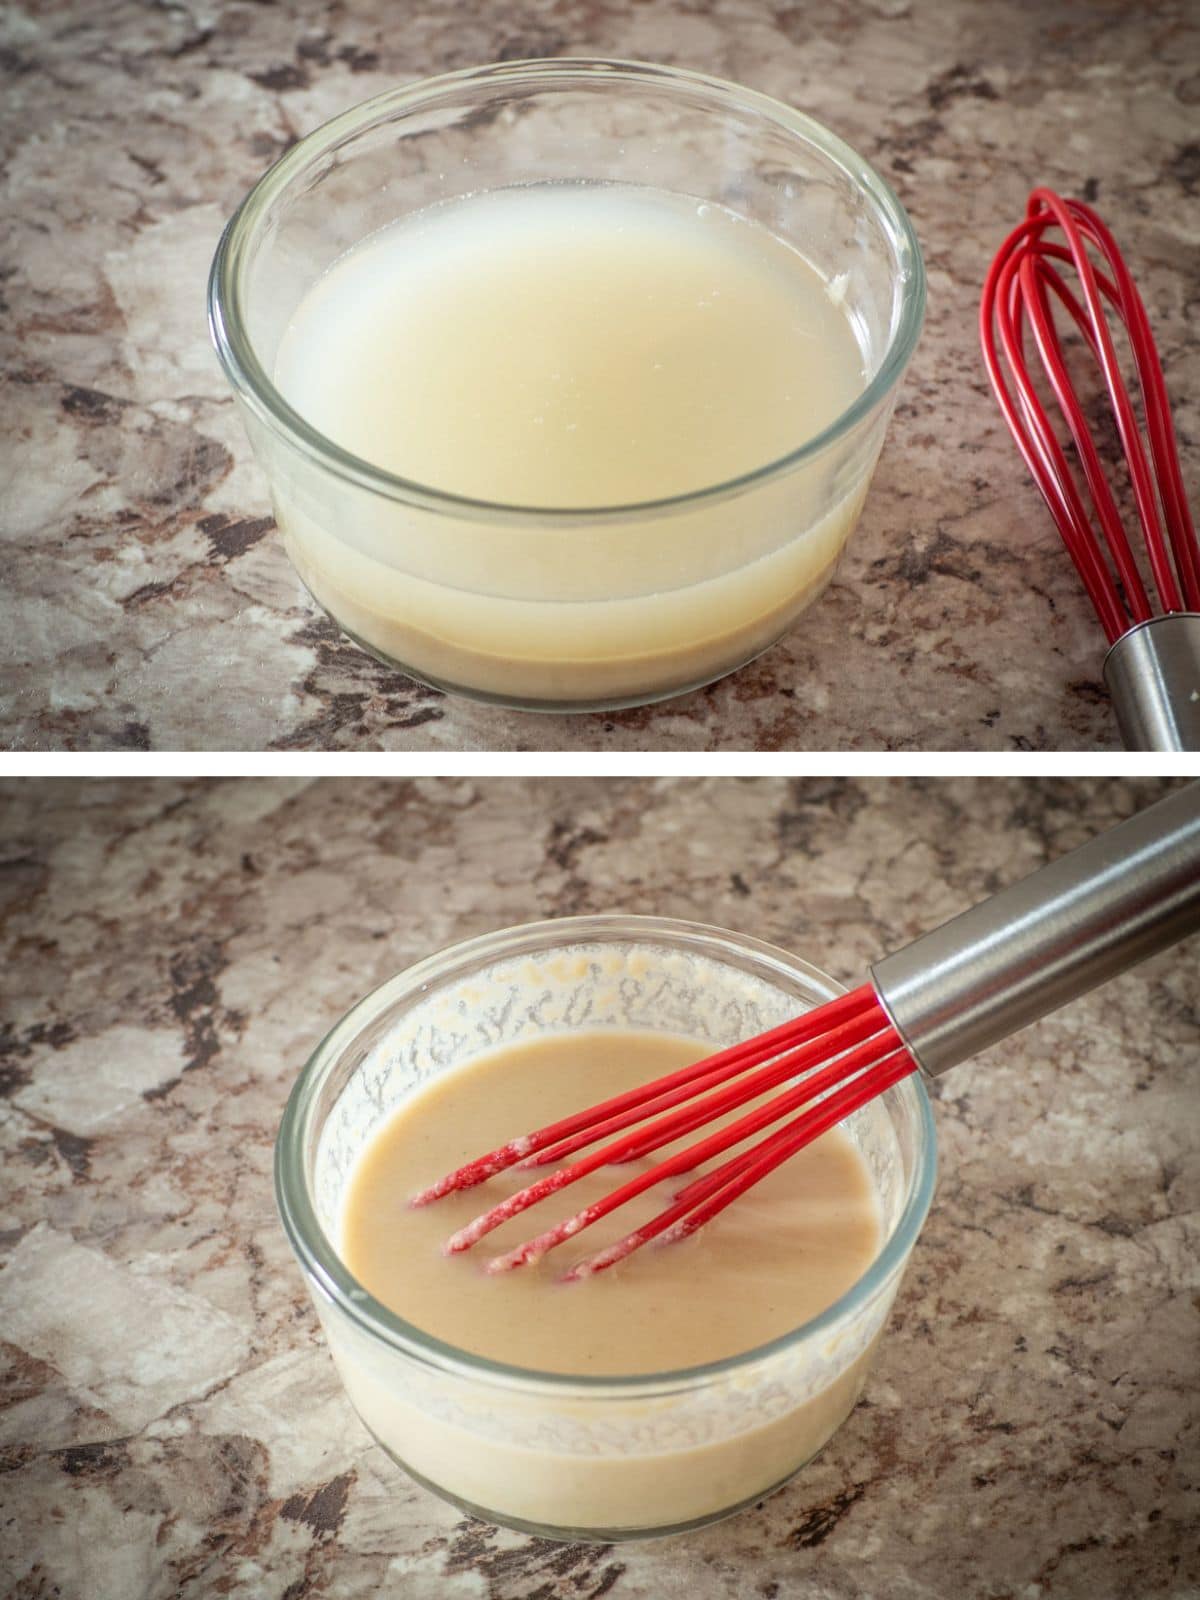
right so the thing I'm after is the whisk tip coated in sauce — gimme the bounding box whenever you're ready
[341,1030,883,1376]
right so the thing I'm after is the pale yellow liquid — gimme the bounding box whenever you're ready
[270,186,874,705]
[342,1031,880,1372]
[277,186,864,507]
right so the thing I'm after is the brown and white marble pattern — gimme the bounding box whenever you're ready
[1,776,1197,1596]
[2,0,1197,750]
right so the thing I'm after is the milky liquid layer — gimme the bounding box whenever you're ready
[341,1030,881,1376]
[276,184,865,507]
[270,184,873,705]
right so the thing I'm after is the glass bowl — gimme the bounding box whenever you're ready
[275,915,936,1541]
[210,59,925,713]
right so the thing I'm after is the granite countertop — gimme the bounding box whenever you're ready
[2,775,1196,1596]
[3,0,1197,751]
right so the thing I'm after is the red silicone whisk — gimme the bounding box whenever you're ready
[981,188,1200,750]
[414,787,1200,1279]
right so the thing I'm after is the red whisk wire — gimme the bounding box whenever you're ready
[413,983,918,1276]
[518,991,879,1171]
[482,1022,904,1274]
[981,188,1198,644]
[446,1005,895,1257]
[410,982,877,1206]
[985,232,1127,641]
[1019,254,1153,620]
[563,1046,915,1281]
[1074,198,1199,609]
[1032,191,1181,614]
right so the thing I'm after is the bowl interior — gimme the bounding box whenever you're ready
[213,60,924,514]
[278,918,936,1385]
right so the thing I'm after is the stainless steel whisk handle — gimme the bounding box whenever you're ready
[1104,614,1200,752]
[870,784,1200,1078]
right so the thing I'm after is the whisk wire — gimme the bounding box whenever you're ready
[981,187,1199,644]
[483,1022,903,1274]
[516,992,879,1172]
[446,1005,894,1257]
[1031,192,1178,613]
[1077,201,1199,606]
[563,1046,915,1281]
[984,229,1128,640]
[410,983,876,1207]
[1019,253,1154,619]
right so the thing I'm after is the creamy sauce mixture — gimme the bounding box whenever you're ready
[341,1030,881,1376]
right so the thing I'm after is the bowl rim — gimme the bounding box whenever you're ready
[208,56,926,527]
[274,913,937,1393]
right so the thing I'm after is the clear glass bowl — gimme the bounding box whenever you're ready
[210,59,924,713]
[275,915,936,1541]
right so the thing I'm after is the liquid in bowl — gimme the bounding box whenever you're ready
[211,61,925,711]
[275,919,936,1539]
[272,183,871,705]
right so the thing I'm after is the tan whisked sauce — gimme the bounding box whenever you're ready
[342,1030,881,1375]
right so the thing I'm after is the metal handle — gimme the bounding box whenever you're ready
[1104,614,1200,752]
[871,784,1200,1077]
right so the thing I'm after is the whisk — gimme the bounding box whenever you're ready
[413,784,1200,1277]
[981,188,1200,751]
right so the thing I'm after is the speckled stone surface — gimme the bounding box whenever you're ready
[1,776,1197,1597]
[3,1,1197,750]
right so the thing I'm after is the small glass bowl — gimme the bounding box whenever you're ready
[210,59,924,713]
[275,915,936,1541]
